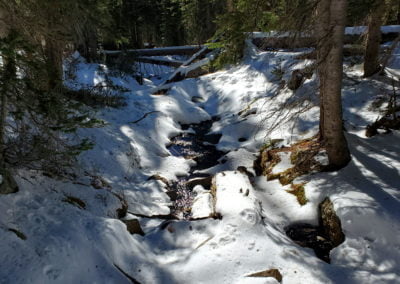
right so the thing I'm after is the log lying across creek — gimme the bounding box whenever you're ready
[252,25,400,50]
[102,45,205,57]
[134,56,184,67]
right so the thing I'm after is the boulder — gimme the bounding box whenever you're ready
[122,219,145,236]
[319,198,345,247]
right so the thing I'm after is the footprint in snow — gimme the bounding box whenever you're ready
[240,209,259,225]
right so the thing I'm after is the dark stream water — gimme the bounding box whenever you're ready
[167,118,224,219]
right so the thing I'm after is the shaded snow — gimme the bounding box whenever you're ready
[1,31,400,284]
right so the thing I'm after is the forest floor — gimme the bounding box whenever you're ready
[0,36,400,283]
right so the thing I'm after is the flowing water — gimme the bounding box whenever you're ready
[167,118,224,219]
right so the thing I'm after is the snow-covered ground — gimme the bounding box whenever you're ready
[1,36,400,284]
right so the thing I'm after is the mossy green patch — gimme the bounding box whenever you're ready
[287,183,308,205]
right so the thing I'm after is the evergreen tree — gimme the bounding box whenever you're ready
[0,0,97,186]
[364,0,387,77]
[214,0,278,65]
[316,0,351,169]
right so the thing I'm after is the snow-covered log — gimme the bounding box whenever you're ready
[135,56,184,67]
[252,25,400,49]
[102,45,205,57]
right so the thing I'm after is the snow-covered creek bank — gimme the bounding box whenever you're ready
[2,43,400,283]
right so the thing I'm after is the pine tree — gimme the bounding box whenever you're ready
[316,0,351,169]
[364,0,387,77]
[0,0,97,183]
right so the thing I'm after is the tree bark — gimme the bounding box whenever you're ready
[364,1,386,77]
[316,0,351,170]
[0,15,18,193]
[45,37,63,90]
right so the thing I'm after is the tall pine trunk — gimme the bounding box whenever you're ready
[0,26,18,193]
[45,37,63,90]
[316,0,351,170]
[364,1,386,77]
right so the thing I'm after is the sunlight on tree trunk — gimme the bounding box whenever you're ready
[316,0,351,170]
[364,0,386,77]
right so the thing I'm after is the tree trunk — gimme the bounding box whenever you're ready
[0,27,18,194]
[45,37,63,90]
[397,0,400,24]
[316,0,351,170]
[364,1,386,77]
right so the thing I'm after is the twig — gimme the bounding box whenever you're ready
[127,210,178,220]
[130,111,161,124]
[113,264,141,284]
[380,34,400,75]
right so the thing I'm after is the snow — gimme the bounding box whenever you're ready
[1,27,400,283]
[191,185,213,219]
[345,25,400,35]
[102,45,204,55]
[271,151,292,174]
[252,25,400,38]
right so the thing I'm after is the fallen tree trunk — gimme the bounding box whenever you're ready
[253,26,400,50]
[135,56,184,67]
[103,45,204,57]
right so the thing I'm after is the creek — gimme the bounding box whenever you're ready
[167,117,224,219]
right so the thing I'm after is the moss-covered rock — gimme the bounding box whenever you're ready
[319,198,345,247]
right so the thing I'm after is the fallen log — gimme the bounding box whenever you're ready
[252,25,400,50]
[135,56,184,67]
[102,45,204,57]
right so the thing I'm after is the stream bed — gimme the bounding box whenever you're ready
[167,117,224,219]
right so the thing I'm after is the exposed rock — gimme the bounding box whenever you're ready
[288,69,304,90]
[285,223,333,263]
[191,96,204,103]
[113,192,128,219]
[0,170,18,194]
[147,174,170,187]
[247,268,283,282]
[254,138,325,185]
[122,219,145,236]
[237,166,254,179]
[286,198,345,263]
[319,198,345,247]
[90,176,111,189]
[152,88,169,96]
[186,176,212,190]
